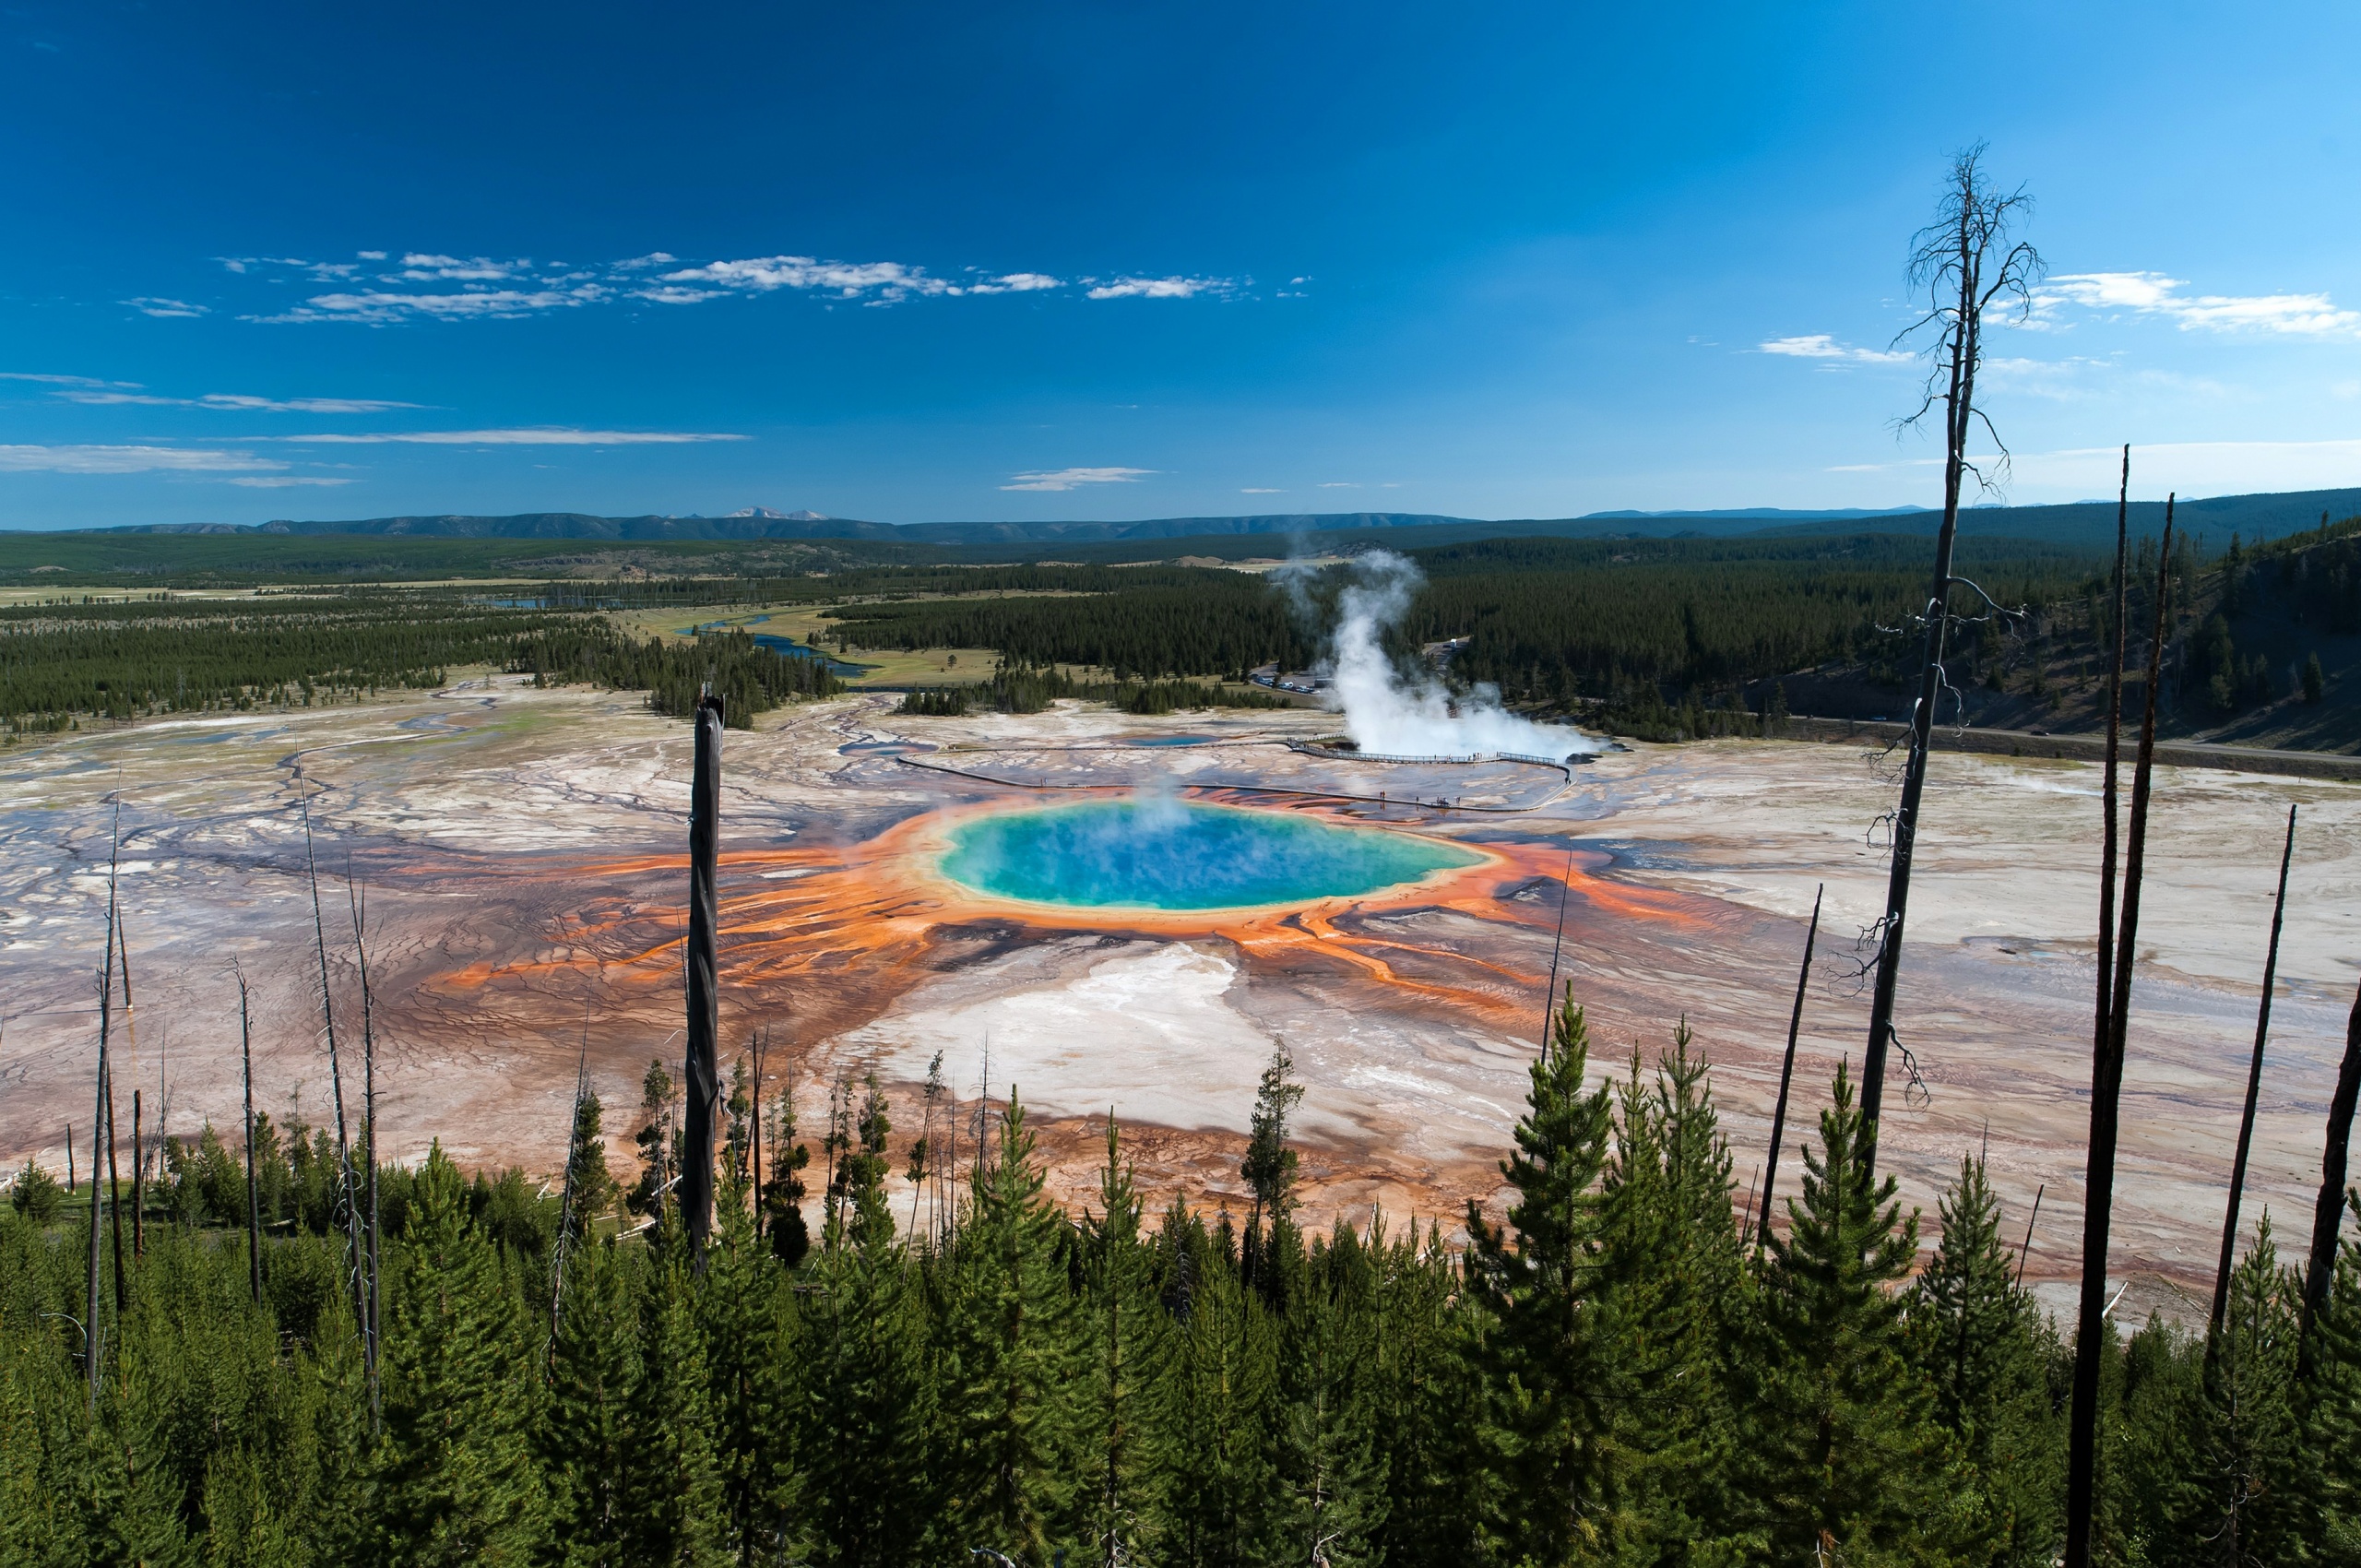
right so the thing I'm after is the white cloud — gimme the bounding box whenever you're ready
[277,428,746,445]
[228,476,355,487]
[55,389,421,412]
[252,285,611,325]
[1000,466,1155,492]
[1240,487,1283,493]
[1759,334,1913,365]
[396,254,525,281]
[0,445,285,474]
[1317,481,1359,489]
[658,256,955,301]
[208,248,1248,322]
[2034,271,2361,337]
[1085,276,1231,301]
[0,372,136,388]
[122,297,208,318]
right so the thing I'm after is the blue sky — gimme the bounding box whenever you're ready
[4,1,2358,530]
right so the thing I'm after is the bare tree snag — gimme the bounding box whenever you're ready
[1757,884,1823,1251]
[2210,803,2296,1358]
[682,694,726,1261]
[2298,983,2361,1382]
[1860,145,2043,1170]
[2065,505,2175,1568]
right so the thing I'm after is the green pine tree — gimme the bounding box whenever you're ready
[1156,1204,1280,1566]
[364,1143,548,1566]
[1597,1024,1753,1562]
[1081,1120,1167,1568]
[943,1094,1085,1564]
[1463,988,1618,1562]
[622,1238,729,1567]
[1275,1223,1387,1567]
[1906,1152,2062,1566]
[540,1238,642,1566]
[1744,1064,1950,1563]
[2299,1192,2361,1561]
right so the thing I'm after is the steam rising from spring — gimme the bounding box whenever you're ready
[1316,550,1595,762]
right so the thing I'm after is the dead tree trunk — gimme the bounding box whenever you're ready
[1757,885,1823,1251]
[2065,505,2175,1568]
[2210,803,2297,1357]
[296,770,365,1329]
[347,875,382,1417]
[130,1091,144,1261]
[239,968,261,1306]
[1860,147,2042,1170]
[2297,983,2361,1382]
[682,694,726,1261]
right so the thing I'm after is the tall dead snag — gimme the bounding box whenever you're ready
[2065,506,2175,1568]
[85,800,125,1413]
[1757,884,1823,1251]
[1860,145,2043,1171]
[296,768,365,1329]
[347,872,382,1415]
[237,966,261,1306]
[682,693,726,1261]
[2298,983,2361,1382]
[2210,803,2297,1356]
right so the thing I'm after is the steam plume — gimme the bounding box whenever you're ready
[1320,551,1594,762]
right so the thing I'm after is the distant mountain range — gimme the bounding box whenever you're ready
[37,487,2361,553]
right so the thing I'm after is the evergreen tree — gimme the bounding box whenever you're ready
[1081,1120,1166,1567]
[540,1239,643,1566]
[943,1095,1085,1564]
[2195,1214,2302,1564]
[1907,1153,2062,1566]
[363,1144,547,1566]
[2299,1194,2361,1561]
[762,1085,812,1269]
[562,1092,616,1228]
[1371,1217,1497,1567]
[1462,989,1618,1562]
[630,1061,677,1220]
[1745,1065,1950,1562]
[804,1169,932,1566]
[1597,1025,1752,1562]
[1157,1206,1280,1567]
[1240,1049,1305,1302]
[622,1238,730,1567]
[1275,1223,1387,1568]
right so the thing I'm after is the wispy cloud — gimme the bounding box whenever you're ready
[122,297,208,318]
[55,389,421,412]
[1759,334,1913,365]
[227,476,355,487]
[0,444,285,474]
[253,285,612,325]
[1084,276,1233,301]
[1317,481,1359,489]
[1240,487,1283,493]
[276,428,746,445]
[208,250,1238,323]
[2033,271,2361,337]
[1000,466,1155,493]
[1,372,141,389]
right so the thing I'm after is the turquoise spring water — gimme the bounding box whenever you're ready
[937,799,1482,911]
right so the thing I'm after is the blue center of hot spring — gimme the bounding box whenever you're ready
[937,799,1482,911]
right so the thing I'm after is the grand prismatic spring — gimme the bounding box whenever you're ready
[2,678,2357,1322]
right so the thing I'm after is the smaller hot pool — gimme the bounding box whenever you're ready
[936,798,1481,911]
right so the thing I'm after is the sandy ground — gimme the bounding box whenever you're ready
[2,680,2354,1324]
